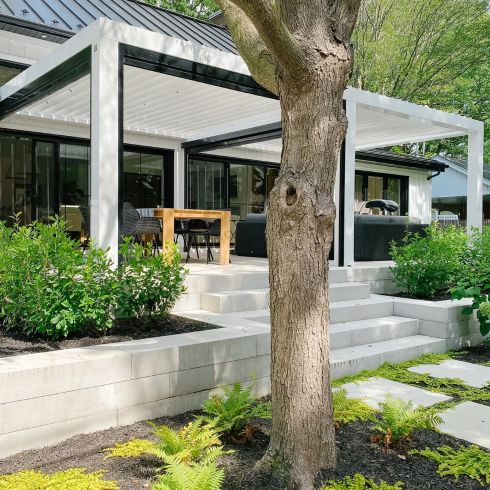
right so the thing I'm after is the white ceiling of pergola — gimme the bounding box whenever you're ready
[14,65,467,150]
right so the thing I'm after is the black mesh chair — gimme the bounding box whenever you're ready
[79,206,91,250]
[122,202,161,254]
[174,219,189,251]
[187,219,222,264]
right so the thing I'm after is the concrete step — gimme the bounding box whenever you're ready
[201,282,371,313]
[330,295,394,324]
[184,267,348,295]
[331,335,447,379]
[330,316,419,350]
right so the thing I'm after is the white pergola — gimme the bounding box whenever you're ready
[0,18,484,266]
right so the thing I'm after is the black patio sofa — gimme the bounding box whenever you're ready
[235,213,427,261]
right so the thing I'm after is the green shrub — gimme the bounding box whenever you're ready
[0,468,119,490]
[333,389,377,425]
[202,381,272,436]
[0,219,186,340]
[390,223,468,299]
[151,456,224,490]
[373,397,442,449]
[0,218,117,339]
[410,444,490,486]
[451,226,490,336]
[116,238,186,319]
[321,473,403,489]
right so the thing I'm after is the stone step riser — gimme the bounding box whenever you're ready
[331,336,447,379]
[200,282,371,314]
[330,298,394,324]
[183,268,348,295]
[330,318,419,350]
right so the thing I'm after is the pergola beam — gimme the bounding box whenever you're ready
[182,122,282,154]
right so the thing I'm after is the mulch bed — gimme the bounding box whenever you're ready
[0,413,485,489]
[455,344,490,365]
[0,315,220,359]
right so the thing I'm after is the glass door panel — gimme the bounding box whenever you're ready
[34,141,55,223]
[0,135,32,225]
[59,144,90,238]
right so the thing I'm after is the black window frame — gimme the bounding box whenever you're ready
[185,153,279,213]
[355,170,409,215]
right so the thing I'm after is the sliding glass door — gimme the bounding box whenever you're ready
[187,156,279,220]
[34,142,56,223]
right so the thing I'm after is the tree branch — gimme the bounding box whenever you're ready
[216,0,279,94]
[222,0,305,71]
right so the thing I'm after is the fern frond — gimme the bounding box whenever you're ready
[103,438,156,459]
[321,473,404,489]
[333,389,377,425]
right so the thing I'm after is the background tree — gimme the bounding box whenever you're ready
[214,1,361,489]
[351,0,490,160]
[143,0,219,20]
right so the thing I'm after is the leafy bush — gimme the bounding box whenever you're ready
[0,468,119,490]
[321,473,403,489]
[116,239,186,319]
[151,456,224,490]
[0,218,117,339]
[410,445,490,486]
[373,397,442,449]
[390,223,468,299]
[333,389,376,425]
[451,227,490,336]
[0,219,186,340]
[202,381,272,436]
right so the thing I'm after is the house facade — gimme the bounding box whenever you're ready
[0,0,484,265]
[431,155,490,221]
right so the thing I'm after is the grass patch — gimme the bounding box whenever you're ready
[333,351,490,403]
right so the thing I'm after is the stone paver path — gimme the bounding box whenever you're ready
[409,359,490,388]
[339,377,452,409]
[438,401,490,449]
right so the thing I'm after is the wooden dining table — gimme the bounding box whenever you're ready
[153,208,231,265]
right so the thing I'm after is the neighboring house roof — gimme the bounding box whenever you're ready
[433,155,490,185]
[0,0,237,53]
[357,149,447,173]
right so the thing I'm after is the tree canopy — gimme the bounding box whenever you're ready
[142,0,219,20]
[351,0,490,160]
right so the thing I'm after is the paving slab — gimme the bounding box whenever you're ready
[409,359,490,388]
[338,377,452,409]
[439,401,490,449]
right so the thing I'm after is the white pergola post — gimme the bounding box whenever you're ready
[90,39,120,265]
[343,99,357,266]
[467,129,484,231]
[174,147,186,208]
[333,154,340,266]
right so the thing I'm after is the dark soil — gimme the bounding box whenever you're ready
[385,292,452,301]
[455,343,490,365]
[0,315,220,358]
[0,413,486,489]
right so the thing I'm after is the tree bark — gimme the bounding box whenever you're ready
[263,62,348,489]
[215,1,360,488]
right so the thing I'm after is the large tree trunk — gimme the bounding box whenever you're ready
[264,66,348,489]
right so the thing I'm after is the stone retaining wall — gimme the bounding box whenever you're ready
[0,325,270,459]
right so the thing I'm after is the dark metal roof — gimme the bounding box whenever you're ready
[0,0,237,53]
[357,149,448,172]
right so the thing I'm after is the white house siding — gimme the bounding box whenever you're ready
[0,30,56,65]
[356,161,432,223]
[432,165,490,198]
